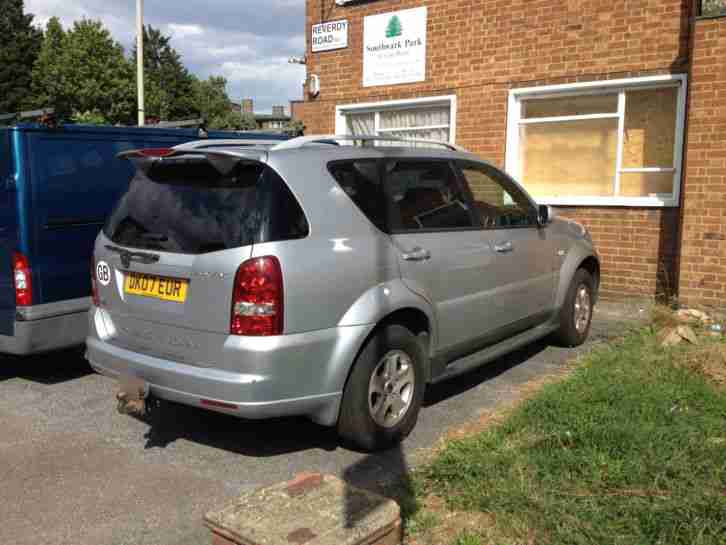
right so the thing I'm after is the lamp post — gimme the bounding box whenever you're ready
[136,0,145,126]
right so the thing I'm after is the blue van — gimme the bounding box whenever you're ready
[0,123,286,355]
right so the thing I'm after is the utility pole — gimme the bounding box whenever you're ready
[136,0,145,126]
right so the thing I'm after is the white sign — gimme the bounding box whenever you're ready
[312,19,349,52]
[96,261,111,286]
[363,7,427,87]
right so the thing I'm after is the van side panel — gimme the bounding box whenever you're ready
[27,131,136,304]
[0,130,18,335]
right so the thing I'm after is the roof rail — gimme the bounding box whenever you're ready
[173,138,285,151]
[0,107,56,126]
[152,118,204,128]
[270,134,469,153]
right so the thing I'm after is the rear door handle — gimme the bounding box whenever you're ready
[401,247,431,261]
[493,241,514,253]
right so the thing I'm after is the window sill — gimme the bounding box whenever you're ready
[696,13,726,21]
[534,196,679,208]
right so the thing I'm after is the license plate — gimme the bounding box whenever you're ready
[124,272,188,303]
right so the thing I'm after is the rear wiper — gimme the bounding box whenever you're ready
[105,245,160,265]
[140,232,169,242]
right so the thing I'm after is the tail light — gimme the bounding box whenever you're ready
[91,258,99,307]
[13,251,32,306]
[231,256,283,336]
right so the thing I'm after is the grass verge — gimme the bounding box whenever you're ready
[409,328,726,545]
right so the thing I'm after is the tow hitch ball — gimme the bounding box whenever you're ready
[116,376,149,416]
[116,391,146,416]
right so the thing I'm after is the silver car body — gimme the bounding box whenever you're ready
[86,138,599,426]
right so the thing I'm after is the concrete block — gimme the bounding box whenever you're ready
[205,473,401,545]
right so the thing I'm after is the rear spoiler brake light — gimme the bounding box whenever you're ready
[117,148,262,176]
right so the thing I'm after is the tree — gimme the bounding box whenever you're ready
[29,18,135,124]
[27,17,68,115]
[385,15,402,38]
[132,25,196,121]
[0,0,42,114]
[191,75,252,129]
[209,111,257,131]
[284,119,305,136]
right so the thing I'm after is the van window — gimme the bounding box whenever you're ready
[104,160,307,254]
[33,140,134,227]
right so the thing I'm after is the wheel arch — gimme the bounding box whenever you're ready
[335,303,435,426]
[578,255,600,302]
[555,249,601,310]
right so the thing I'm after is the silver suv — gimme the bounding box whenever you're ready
[87,136,599,451]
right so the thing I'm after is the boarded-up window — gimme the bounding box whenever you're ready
[513,81,684,202]
[622,87,677,169]
[519,118,618,197]
[523,94,618,119]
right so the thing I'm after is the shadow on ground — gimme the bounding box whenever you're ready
[0,347,92,384]
[136,339,553,458]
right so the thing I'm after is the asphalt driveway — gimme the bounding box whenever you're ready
[0,303,640,545]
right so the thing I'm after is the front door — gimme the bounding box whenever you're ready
[385,159,500,352]
[457,161,557,327]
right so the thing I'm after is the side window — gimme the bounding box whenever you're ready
[328,160,386,231]
[265,169,309,242]
[459,164,537,228]
[384,160,476,231]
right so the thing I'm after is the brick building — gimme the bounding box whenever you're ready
[294,0,726,306]
[231,99,292,129]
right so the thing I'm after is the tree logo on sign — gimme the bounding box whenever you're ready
[385,15,402,38]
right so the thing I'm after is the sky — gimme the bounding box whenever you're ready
[24,0,307,114]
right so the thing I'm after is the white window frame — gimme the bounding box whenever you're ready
[506,74,688,207]
[335,95,457,145]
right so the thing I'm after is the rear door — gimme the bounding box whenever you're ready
[94,152,294,364]
[0,130,18,334]
[385,159,501,353]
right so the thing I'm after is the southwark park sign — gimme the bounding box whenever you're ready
[363,7,427,87]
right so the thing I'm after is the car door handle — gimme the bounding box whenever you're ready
[493,241,514,253]
[401,247,431,261]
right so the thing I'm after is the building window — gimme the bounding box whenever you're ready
[336,96,457,146]
[506,75,687,207]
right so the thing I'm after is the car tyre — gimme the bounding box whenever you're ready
[337,324,426,452]
[554,268,595,347]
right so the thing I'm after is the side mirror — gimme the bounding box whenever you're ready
[538,204,554,226]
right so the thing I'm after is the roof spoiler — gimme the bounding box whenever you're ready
[117,148,266,176]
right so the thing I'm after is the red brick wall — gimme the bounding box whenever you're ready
[557,207,680,299]
[679,17,726,307]
[299,0,692,298]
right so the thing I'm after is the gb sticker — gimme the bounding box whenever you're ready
[96,261,111,286]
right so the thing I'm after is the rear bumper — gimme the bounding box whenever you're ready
[85,307,374,426]
[0,311,89,355]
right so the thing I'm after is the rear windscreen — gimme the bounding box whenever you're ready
[103,158,307,254]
